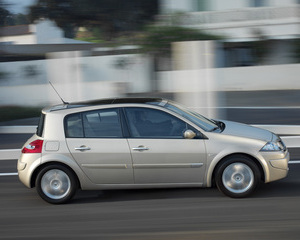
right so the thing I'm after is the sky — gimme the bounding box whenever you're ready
[4,0,36,14]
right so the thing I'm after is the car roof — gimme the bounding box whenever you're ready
[45,97,167,112]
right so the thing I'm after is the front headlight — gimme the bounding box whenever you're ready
[260,141,286,152]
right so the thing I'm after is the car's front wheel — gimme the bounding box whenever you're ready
[215,155,261,198]
[35,165,78,204]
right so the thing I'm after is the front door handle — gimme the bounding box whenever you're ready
[75,145,91,152]
[132,146,149,151]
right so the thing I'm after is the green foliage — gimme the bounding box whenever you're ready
[75,26,106,43]
[74,36,105,43]
[0,5,9,26]
[0,0,30,26]
[140,25,223,56]
[29,0,159,39]
[0,106,41,122]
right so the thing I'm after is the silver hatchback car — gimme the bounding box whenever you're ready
[18,98,289,204]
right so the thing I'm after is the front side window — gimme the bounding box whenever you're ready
[125,107,188,138]
[65,108,122,138]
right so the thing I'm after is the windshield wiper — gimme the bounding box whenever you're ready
[210,126,220,132]
[211,120,225,132]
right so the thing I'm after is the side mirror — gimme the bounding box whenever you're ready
[183,129,196,139]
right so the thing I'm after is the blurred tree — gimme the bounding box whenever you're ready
[3,13,30,26]
[29,0,159,39]
[13,13,30,25]
[0,0,30,26]
[0,0,9,26]
[141,25,222,57]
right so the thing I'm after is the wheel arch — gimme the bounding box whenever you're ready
[209,153,265,187]
[30,162,81,189]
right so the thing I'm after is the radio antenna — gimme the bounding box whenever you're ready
[49,81,69,105]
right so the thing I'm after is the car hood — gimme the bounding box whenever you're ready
[219,120,274,142]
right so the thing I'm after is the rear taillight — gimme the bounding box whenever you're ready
[21,140,44,154]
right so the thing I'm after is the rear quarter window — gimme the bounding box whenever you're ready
[65,113,84,138]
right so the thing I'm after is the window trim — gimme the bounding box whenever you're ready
[36,113,45,137]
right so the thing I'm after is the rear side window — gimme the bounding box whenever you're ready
[65,108,122,138]
[36,113,45,137]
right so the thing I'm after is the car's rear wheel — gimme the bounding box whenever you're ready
[36,165,78,204]
[215,155,261,198]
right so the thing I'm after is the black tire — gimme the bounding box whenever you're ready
[215,155,261,198]
[35,165,78,204]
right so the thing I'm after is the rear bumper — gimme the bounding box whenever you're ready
[18,154,41,188]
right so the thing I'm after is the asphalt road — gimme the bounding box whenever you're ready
[0,164,300,240]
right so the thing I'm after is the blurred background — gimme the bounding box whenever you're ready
[1,3,300,239]
[1,0,300,124]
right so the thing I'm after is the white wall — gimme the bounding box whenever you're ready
[212,0,298,10]
[0,53,152,106]
[267,0,298,7]
[159,0,299,14]
[1,35,35,44]
[34,20,64,44]
[0,19,88,45]
[212,0,246,11]
[171,41,217,118]
[0,60,48,86]
[0,82,119,107]
[159,63,300,93]
[215,64,300,91]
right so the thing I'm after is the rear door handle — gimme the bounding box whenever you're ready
[132,146,149,151]
[75,145,91,152]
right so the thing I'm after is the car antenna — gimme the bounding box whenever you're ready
[49,81,69,105]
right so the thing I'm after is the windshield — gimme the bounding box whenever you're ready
[162,101,219,132]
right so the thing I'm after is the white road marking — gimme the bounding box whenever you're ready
[0,173,18,176]
[288,161,300,164]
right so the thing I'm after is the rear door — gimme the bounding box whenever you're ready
[65,108,134,184]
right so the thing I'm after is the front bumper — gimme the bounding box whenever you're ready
[261,150,289,183]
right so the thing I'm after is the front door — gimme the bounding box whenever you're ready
[124,107,207,184]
